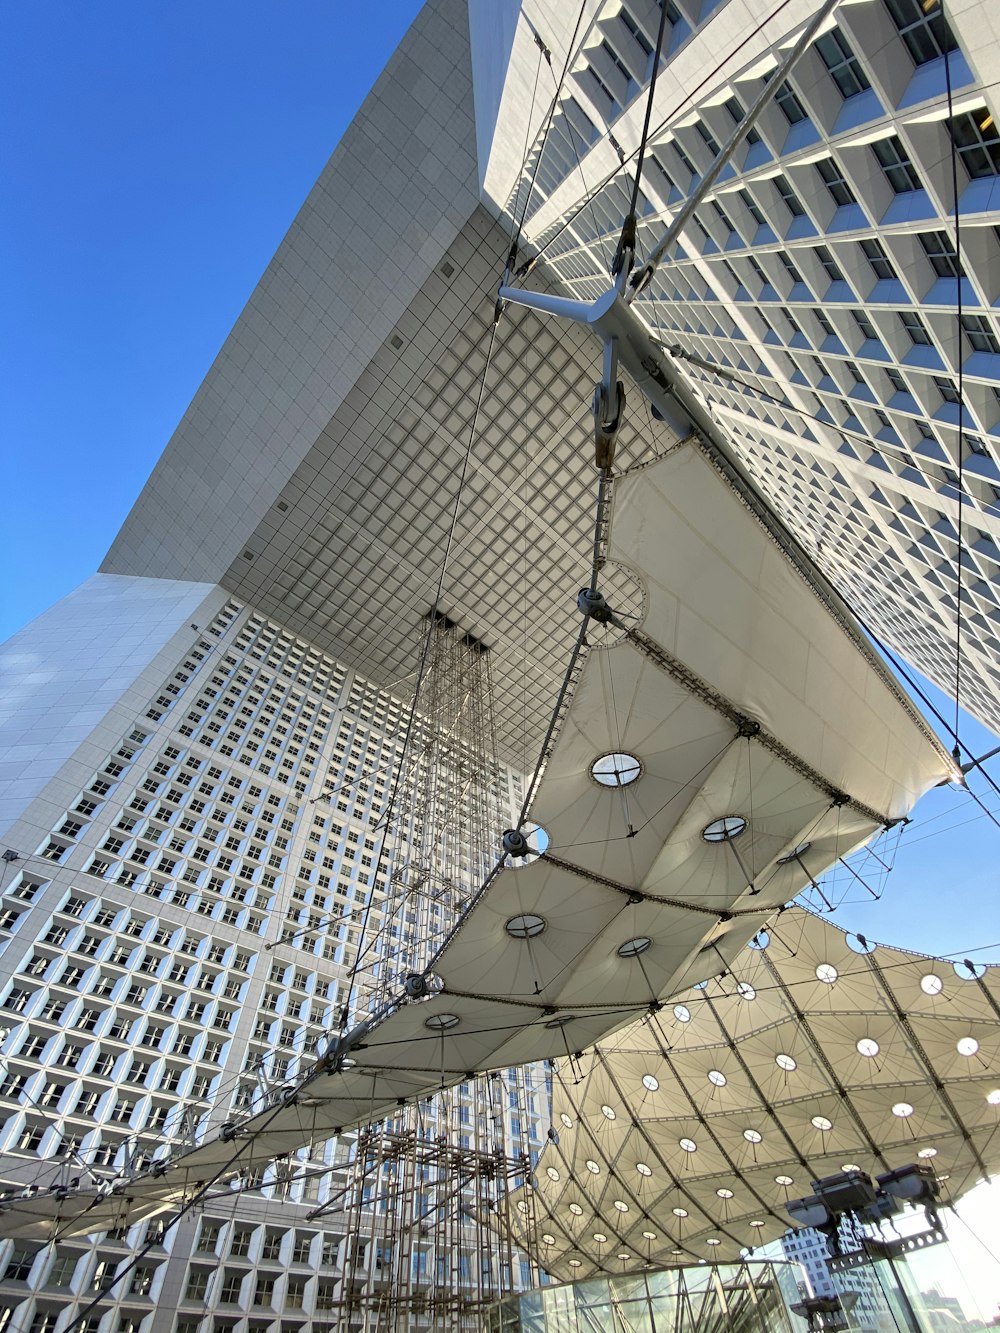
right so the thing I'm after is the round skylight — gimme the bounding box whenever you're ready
[642,1073,660,1092]
[672,1207,688,1218]
[920,974,943,996]
[892,1102,914,1118]
[585,1160,601,1174]
[749,1220,765,1229]
[918,1147,937,1159]
[545,1015,576,1029]
[637,1163,652,1177]
[618,936,652,958]
[716,1188,734,1199]
[736,981,756,1001]
[842,1164,861,1173]
[673,1004,691,1023]
[743,1129,763,1144]
[542,1234,555,1245]
[775,1175,794,1187]
[954,960,986,981]
[957,1036,980,1057]
[614,1200,629,1213]
[987,1090,1000,1106]
[424,1013,460,1031]
[591,752,642,787]
[775,1053,797,1072]
[707,1238,722,1247]
[642,1230,657,1241]
[617,1252,631,1261]
[847,933,876,955]
[546,1167,560,1182]
[569,1259,582,1268]
[749,930,770,951]
[815,963,838,984]
[569,1203,583,1216]
[811,1115,833,1131]
[703,815,747,843]
[505,913,545,939]
[679,1138,697,1153]
[593,1232,607,1243]
[856,1038,880,1058]
[708,1070,727,1087]
[560,1112,573,1128]
[601,1104,616,1120]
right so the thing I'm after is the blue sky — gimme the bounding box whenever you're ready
[4,0,997,963]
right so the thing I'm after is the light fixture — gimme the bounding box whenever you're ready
[775,1053,796,1071]
[424,1013,460,1031]
[702,815,747,842]
[505,913,545,939]
[815,963,838,984]
[856,1038,880,1058]
[618,936,652,957]
[642,1074,659,1091]
[591,752,642,787]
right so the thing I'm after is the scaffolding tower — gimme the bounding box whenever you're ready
[332,613,543,1331]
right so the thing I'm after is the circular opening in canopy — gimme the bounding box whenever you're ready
[847,933,877,955]
[842,1164,861,1173]
[618,936,652,958]
[637,1163,652,1177]
[546,1167,560,1181]
[743,1129,763,1144]
[775,1175,794,1187]
[892,1102,914,1118]
[815,963,838,984]
[857,1038,880,1058]
[921,974,943,996]
[542,1234,555,1245]
[593,1233,607,1243]
[736,981,756,1001]
[506,823,549,868]
[569,1259,582,1268]
[591,752,642,788]
[546,1015,576,1029]
[750,1220,765,1229]
[424,1013,460,1031]
[716,1188,734,1199]
[642,1231,657,1241]
[707,1238,722,1247]
[957,1036,980,1057]
[749,930,770,951]
[811,1116,833,1131]
[642,1074,659,1092]
[614,1200,629,1213]
[585,1160,601,1174]
[673,1004,691,1023]
[777,841,813,865]
[703,815,748,843]
[672,1207,688,1218]
[776,1054,797,1072]
[918,1147,937,1159]
[601,1104,617,1120]
[954,960,986,980]
[560,1112,574,1128]
[506,913,545,939]
[569,1203,583,1215]
[987,1090,1000,1106]
[679,1138,697,1153]
[708,1070,727,1087]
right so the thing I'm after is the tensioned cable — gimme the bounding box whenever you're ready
[513,0,804,280]
[343,316,503,1014]
[628,1,671,223]
[941,0,968,751]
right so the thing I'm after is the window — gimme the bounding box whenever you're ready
[886,367,907,393]
[738,188,766,227]
[775,80,807,124]
[961,313,1000,354]
[949,109,1000,178]
[773,174,805,216]
[899,310,931,345]
[185,1268,211,1299]
[851,309,879,341]
[815,157,856,206]
[872,136,921,192]
[934,376,960,404]
[4,1244,37,1280]
[919,230,963,278]
[884,0,957,64]
[815,29,870,98]
[859,237,896,280]
[814,245,845,283]
[220,1269,244,1303]
[723,94,762,144]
